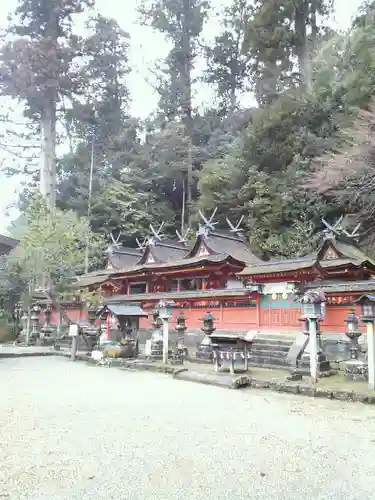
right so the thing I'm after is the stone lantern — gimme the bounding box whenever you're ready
[196,312,216,363]
[299,289,330,381]
[345,310,362,359]
[344,308,367,381]
[30,303,41,342]
[87,305,97,326]
[43,305,52,326]
[14,302,23,338]
[40,304,55,344]
[152,309,163,329]
[175,312,188,360]
[146,309,163,359]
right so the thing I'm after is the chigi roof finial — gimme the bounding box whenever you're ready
[226,215,244,234]
[197,208,218,235]
[176,228,191,243]
[321,215,361,241]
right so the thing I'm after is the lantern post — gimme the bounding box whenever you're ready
[156,299,175,364]
[175,312,188,360]
[356,295,375,390]
[300,290,324,383]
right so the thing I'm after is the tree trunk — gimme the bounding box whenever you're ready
[181,175,186,234]
[40,100,57,209]
[181,0,194,228]
[295,3,312,90]
[187,139,193,228]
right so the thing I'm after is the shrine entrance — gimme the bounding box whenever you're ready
[259,293,300,332]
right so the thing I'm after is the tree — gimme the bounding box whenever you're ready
[7,195,105,291]
[244,0,334,104]
[204,0,252,114]
[66,15,132,174]
[244,0,295,105]
[140,0,210,226]
[0,0,94,209]
[56,14,136,234]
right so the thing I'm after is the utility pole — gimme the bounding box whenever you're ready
[84,134,95,274]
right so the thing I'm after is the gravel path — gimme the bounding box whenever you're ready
[1,357,375,500]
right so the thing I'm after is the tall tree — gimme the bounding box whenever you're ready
[57,15,135,226]
[0,0,94,209]
[66,14,131,175]
[205,0,252,114]
[245,0,334,104]
[293,0,334,89]
[140,0,210,227]
[245,0,294,105]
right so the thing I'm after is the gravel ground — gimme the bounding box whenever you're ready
[1,358,375,500]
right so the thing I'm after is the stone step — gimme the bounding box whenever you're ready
[251,341,292,351]
[254,333,296,342]
[249,354,288,367]
[250,349,287,358]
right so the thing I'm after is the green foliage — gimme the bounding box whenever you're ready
[204,0,252,114]
[7,0,375,267]
[0,0,93,117]
[7,195,105,288]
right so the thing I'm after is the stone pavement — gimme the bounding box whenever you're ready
[1,344,375,403]
[0,344,56,358]
[1,356,375,500]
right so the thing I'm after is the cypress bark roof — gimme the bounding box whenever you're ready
[139,239,190,264]
[0,234,18,254]
[106,246,142,269]
[239,235,375,278]
[188,230,261,264]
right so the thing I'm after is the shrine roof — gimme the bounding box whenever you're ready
[71,274,110,288]
[238,257,317,276]
[109,252,245,276]
[320,258,366,269]
[0,233,18,253]
[307,280,375,293]
[238,234,375,278]
[104,288,252,303]
[107,246,142,269]
[318,237,374,266]
[139,239,189,264]
[189,230,261,264]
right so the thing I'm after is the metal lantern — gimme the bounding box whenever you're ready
[201,312,216,335]
[345,310,359,332]
[362,302,375,321]
[175,312,187,334]
[301,301,321,318]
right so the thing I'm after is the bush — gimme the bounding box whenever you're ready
[0,318,17,343]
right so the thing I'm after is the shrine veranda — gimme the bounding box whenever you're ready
[43,216,375,361]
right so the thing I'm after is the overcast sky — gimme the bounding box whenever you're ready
[0,0,365,233]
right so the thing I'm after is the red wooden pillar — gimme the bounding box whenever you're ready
[256,293,260,328]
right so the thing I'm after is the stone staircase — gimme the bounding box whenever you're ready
[249,333,296,368]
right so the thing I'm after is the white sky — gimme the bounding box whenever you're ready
[0,0,365,233]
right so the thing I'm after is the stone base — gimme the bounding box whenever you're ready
[299,352,331,373]
[150,340,163,359]
[196,334,213,363]
[196,345,213,363]
[344,360,368,381]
